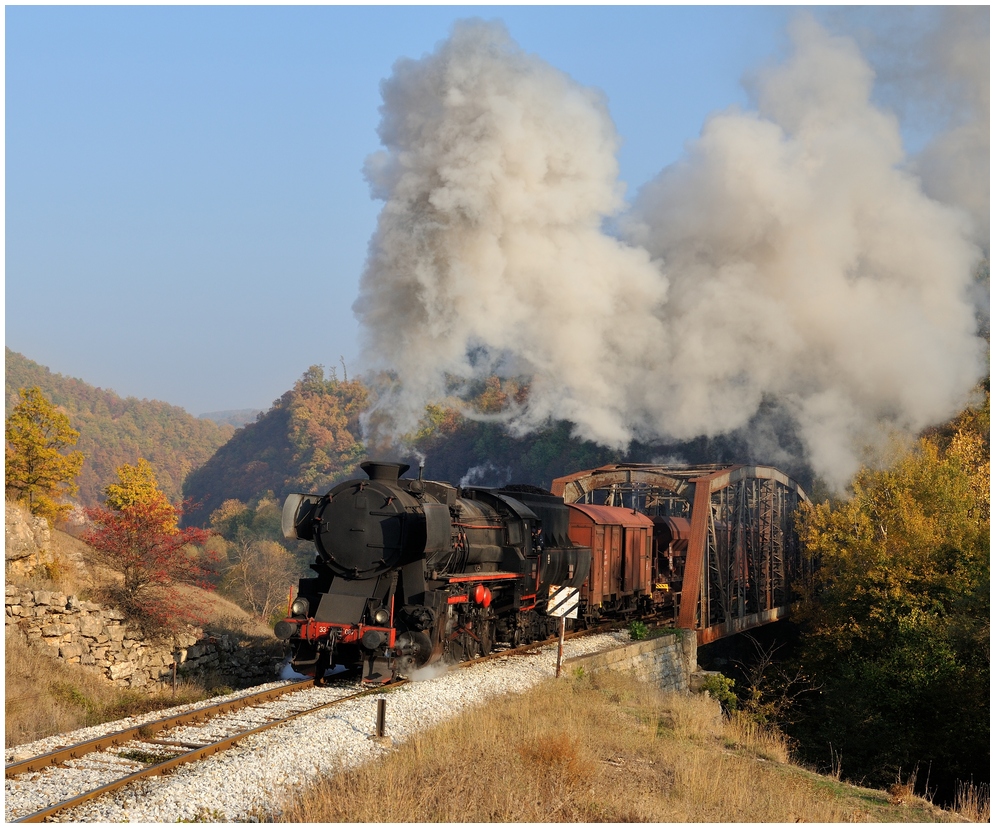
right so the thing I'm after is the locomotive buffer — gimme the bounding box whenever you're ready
[547,585,579,677]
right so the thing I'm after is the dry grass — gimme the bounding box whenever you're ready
[953,781,990,823]
[5,628,212,748]
[171,583,276,641]
[276,670,958,823]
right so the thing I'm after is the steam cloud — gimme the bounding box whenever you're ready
[354,15,988,489]
[849,6,990,249]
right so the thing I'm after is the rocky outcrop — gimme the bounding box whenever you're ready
[5,587,284,690]
[5,500,54,578]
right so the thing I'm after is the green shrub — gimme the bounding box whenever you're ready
[628,621,649,641]
[701,673,738,713]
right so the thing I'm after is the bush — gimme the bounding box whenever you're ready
[628,620,649,640]
[701,673,738,713]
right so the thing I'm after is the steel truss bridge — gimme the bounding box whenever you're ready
[551,463,809,645]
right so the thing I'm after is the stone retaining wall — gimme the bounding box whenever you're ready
[5,586,282,690]
[563,629,698,693]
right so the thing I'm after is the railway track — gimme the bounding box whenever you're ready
[6,626,615,823]
[5,677,380,823]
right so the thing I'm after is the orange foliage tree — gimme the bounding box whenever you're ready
[84,460,217,633]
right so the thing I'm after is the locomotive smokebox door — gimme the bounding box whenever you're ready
[315,484,409,578]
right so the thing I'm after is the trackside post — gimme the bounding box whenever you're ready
[547,585,579,677]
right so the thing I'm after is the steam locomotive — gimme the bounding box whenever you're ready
[275,460,687,685]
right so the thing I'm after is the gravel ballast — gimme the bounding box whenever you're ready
[5,631,629,823]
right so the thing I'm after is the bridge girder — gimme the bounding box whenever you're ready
[551,463,809,645]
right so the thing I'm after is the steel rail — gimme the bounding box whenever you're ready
[11,681,402,824]
[5,679,313,779]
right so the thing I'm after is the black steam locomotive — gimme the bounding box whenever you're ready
[275,461,591,684]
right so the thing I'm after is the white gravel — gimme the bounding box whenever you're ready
[5,678,300,764]
[5,631,629,823]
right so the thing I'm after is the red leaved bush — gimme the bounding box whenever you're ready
[83,498,218,634]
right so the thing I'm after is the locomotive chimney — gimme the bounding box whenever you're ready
[360,461,411,482]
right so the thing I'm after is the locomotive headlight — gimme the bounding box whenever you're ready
[291,598,309,617]
[373,608,390,626]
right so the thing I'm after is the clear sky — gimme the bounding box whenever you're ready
[4,6,972,417]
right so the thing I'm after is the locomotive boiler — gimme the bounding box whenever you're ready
[275,461,590,684]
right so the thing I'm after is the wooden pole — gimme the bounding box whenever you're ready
[375,698,386,738]
[555,616,565,678]
[172,661,177,696]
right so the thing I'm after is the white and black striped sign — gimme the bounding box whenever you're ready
[546,585,579,618]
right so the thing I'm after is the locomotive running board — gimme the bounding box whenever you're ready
[446,572,521,582]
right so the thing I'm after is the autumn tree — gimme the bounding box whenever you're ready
[104,457,177,530]
[210,496,300,623]
[791,388,990,801]
[5,386,85,521]
[83,460,216,633]
[222,538,295,624]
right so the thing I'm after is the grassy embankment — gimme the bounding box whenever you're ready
[5,526,273,749]
[278,669,985,823]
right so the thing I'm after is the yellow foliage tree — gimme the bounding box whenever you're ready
[5,386,85,521]
[793,385,989,798]
[102,458,178,532]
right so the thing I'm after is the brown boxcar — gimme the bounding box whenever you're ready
[566,503,654,616]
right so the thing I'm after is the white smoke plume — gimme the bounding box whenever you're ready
[837,6,990,250]
[910,8,990,251]
[623,15,986,485]
[354,20,668,447]
[354,16,988,490]
[459,462,512,488]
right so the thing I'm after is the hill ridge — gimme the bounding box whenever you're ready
[5,348,235,507]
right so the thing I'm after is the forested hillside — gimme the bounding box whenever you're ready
[5,349,234,506]
[182,365,368,526]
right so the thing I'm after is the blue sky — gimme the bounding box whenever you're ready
[4,6,961,417]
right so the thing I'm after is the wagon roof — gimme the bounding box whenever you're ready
[566,502,655,527]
